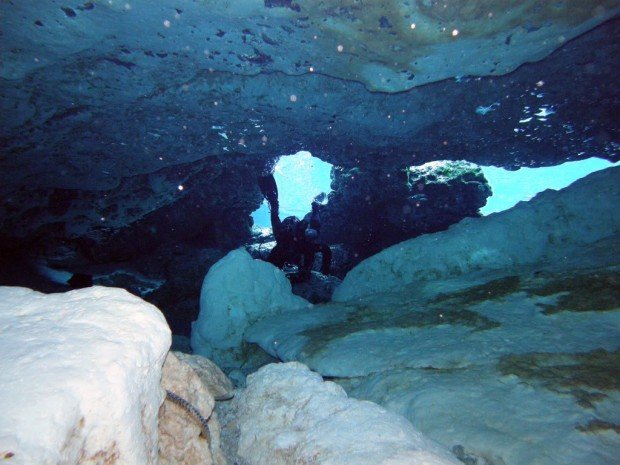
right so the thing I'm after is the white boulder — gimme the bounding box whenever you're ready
[0,286,171,465]
[191,249,309,369]
[233,362,461,465]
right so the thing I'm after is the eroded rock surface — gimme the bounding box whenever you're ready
[0,286,171,465]
[323,160,491,263]
[160,351,231,465]
[244,167,620,465]
[231,362,461,465]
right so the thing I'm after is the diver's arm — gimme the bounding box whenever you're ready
[258,174,282,239]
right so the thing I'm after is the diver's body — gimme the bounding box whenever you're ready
[258,174,331,281]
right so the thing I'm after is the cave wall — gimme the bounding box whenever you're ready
[0,155,267,263]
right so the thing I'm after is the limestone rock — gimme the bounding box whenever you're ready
[335,165,620,301]
[173,352,235,401]
[1,15,618,294]
[159,352,229,465]
[190,248,310,369]
[1,1,616,89]
[291,271,342,304]
[241,168,620,464]
[233,362,461,465]
[0,286,171,465]
[322,161,491,266]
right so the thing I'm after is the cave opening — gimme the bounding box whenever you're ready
[480,157,619,215]
[251,151,333,230]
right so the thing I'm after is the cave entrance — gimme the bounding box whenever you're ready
[480,157,618,215]
[252,151,333,230]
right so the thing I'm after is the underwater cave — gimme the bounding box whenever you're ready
[1,1,619,464]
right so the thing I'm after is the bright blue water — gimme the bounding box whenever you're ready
[480,157,619,215]
[252,151,333,229]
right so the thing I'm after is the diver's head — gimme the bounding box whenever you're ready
[281,216,301,236]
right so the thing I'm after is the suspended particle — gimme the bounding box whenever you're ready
[163,19,171,28]
[290,94,298,102]
[536,80,545,87]
[309,66,315,72]
[337,44,344,52]
[178,185,184,191]
[410,23,416,29]
[452,29,459,37]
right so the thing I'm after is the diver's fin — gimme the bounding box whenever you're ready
[258,174,279,205]
[32,260,93,288]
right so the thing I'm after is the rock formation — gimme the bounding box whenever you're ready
[190,248,310,370]
[322,160,492,264]
[160,351,232,465]
[0,286,170,465]
[335,165,620,300]
[243,166,620,464]
[231,362,461,465]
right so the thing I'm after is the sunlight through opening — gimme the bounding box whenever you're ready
[252,151,333,229]
[481,157,619,215]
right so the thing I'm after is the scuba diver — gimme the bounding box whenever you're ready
[258,174,331,282]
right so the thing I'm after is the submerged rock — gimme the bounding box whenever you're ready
[232,362,461,465]
[160,352,229,465]
[0,286,170,465]
[335,166,620,300]
[322,160,491,267]
[242,167,620,465]
[173,351,235,401]
[190,248,310,370]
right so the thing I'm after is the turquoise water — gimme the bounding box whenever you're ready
[481,158,619,215]
[252,151,333,228]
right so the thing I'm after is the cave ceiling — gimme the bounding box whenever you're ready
[0,1,619,249]
[1,0,619,190]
